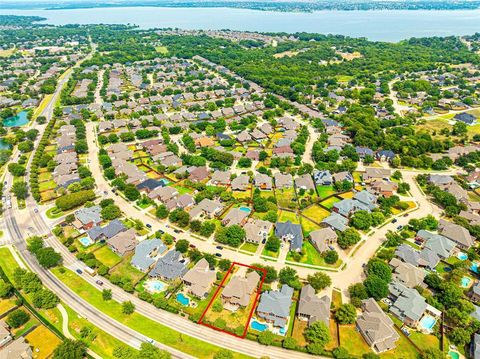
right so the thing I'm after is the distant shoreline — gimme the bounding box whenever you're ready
[2,0,480,13]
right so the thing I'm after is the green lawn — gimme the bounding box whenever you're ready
[408,331,440,352]
[239,242,258,253]
[338,325,371,357]
[286,241,341,268]
[379,329,419,359]
[0,246,21,281]
[109,256,145,284]
[93,246,122,268]
[300,217,321,236]
[278,210,299,224]
[39,180,57,192]
[275,188,297,209]
[261,247,279,258]
[301,205,330,223]
[320,196,341,210]
[316,185,336,199]
[46,206,65,219]
[38,172,53,182]
[52,267,252,359]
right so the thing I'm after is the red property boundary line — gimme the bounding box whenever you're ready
[198,262,267,339]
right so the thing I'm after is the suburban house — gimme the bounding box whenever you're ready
[471,333,480,359]
[222,208,250,227]
[333,171,353,183]
[313,170,333,186]
[275,221,303,252]
[189,198,224,219]
[454,112,477,125]
[231,175,250,191]
[148,186,179,203]
[182,258,216,298]
[389,258,426,288]
[256,285,294,328]
[438,219,474,249]
[107,228,138,256]
[189,167,210,182]
[369,180,398,197]
[388,282,428,327]
[222,271,260,311]
[73,205,102,230]
[322,212,349,232]
[0,320,12,348]
[149,250,188,281]
[254,173,272,190]
[427,174,454,186]
[210,170,231,186]
[471,282,480,303]
[297,284,331,326]
[244,219,273,244]
[357,298,399,353]
[295,174,315,191]
[309,228,337,253]
[0,336,32,359]
[363,168,391,182]
[87,219,126,242]
[131,238,167,272]
[274,173,293,189]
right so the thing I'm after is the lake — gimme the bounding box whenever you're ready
[2,7,480,41]
[3,110,29,127]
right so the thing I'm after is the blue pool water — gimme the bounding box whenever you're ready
[239,206,251,213]
[251,320,268,332]
[79,237,93,247]
[461,276,472,288]
[457,252,468,261]
[145,280,166,293]
[279,327,286,335]
[449,351,460,359]
[3,111,29,127]
[176,293,190,306]
[419,315,436,331]
[472,262,479,274]
[159,179,170,186]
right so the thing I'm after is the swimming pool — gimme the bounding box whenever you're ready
[448,351,460,359]
[79,237,93,247]
[239,206,251,213]
[159,179,170,186]
[176,293,190,306]
[250,320,268,332]
[461,276,472,288]
[472,262,479,273]
[279,327,286,335]
[144,279,167,293]
[457,252,468,261]
[3,110,29,127]
[419,315,436,331]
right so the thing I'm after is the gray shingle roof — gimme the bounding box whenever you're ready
[275,221,303,251]
[149,250,188,280]
[131,238,166,272]
[257,285,294,327]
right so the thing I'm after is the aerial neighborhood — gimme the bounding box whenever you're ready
[2,14,480,359]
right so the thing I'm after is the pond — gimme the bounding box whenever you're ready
[3,111,29,127]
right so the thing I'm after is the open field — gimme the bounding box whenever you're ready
[25,325,62,359]
[94,246,122,267]
[301,205,330,223]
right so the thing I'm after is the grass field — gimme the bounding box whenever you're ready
[261,247,279,258]
[155,46,168,54]
[0,298,16,315]
[0,246,21,281]
[379,329,419,359]
[300,217,321,236]
[278,210,299,224]
[320,196,341,210]
[316,185,336,199]
[25,325,62,359]
[94,246,122,267]
[301,205,330,223]
[109,256,145,284]
[286,241,341,268]
[275,188,297,209]
[338,325,372,357]
[239,242,258,253]
[0,48,15,57]
[52,267,252,359]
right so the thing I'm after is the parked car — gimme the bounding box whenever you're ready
[403,213,409,217]
[96,280,103,286]
[146,224,152,229]
[216,246,223,250]
[76,269,83,274]
[392,219,397,223]
[215,253,222,257]
[189,244,196,249]
[103,190,108,195]
[396,225,403,231]
[173,229,181,234]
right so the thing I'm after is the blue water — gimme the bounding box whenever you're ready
[457,252,468,261]
[461,276,472,287]
[279,327,286,335]
[3,111,29,127]
[176,293,190,306]
[251,320,268,332]
[449,351,460,359]
[79,237,93,247]
[472,262,479,274]
[0,139,11,150]
[239,206,251,213]
[146,280,166,292]
[419,315,436,331]
[4,8,480,41]
[159,179,170,186]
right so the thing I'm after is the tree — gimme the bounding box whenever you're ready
[215,225,245,247]
[324,250,338,264]
[101,204,121,220]
[257,330,274,345]
[421,348,446,359]
[351,210,373,230]
[265,236,280,252]
[7,309,30,328]
[36,247,62,268]
[337,228,361,249]
[102,289,112,301]
[307,272,332,292]
[52,339,86,359]
[333,347,350,359]
[279,267,301,289]
[214,349,234,359]
[137,343,171,359]
[212,300,223,313]
[237,157,252,168]
[282,337,298,350]
[218,259,232,272]
[335,304,357,324]
[155,204,169,219]
[367,259,392,283]
[0,280,12,298]
[124,184,140,201]
[122,301,135,314]
[32,289,59,309]
[168,209,190,228]
[364,274,389,300]
[175,239,189,253]
[11,181,28,199]
[304,320,331,348]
